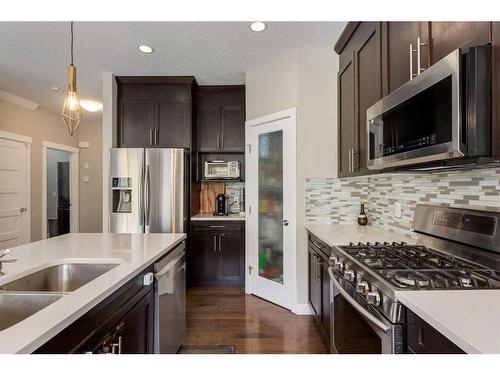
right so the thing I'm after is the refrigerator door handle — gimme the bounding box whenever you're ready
[145,164,151,226]
[139,163,144,226]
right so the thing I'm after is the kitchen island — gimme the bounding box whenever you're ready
[0,233,186,354]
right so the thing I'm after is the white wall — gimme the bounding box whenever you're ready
[245,48,339,310]
[46,149,70,219]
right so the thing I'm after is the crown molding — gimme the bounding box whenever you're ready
[0,89,40,111]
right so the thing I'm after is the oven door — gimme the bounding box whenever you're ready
[329,267,403,354]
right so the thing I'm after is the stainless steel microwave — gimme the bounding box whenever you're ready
[204,160,240,179]
[367,45,491,170]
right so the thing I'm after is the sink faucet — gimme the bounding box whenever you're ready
[0,249,17,276]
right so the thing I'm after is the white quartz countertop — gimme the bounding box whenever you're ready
[191,213,246,221]
[0,232,185,354]
[396,289,500,354]
[305,223,414,247]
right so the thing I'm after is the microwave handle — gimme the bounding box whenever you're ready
[328,267,390,333]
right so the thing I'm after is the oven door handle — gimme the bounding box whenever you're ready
[328,267,391,333]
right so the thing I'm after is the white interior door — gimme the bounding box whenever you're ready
[245,108,296,310]
[0,136,30,250]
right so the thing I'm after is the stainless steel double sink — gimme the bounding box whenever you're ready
[0,263,119,331]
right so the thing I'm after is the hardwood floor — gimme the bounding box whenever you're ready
[183,288,329,354]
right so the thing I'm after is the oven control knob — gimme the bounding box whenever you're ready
[329,256,337,266]
[356,280,369,294]
[334,259,344,272]
[344,269,356,282]
[366,290,381,307]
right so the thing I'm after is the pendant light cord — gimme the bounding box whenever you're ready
[70,21,74,65]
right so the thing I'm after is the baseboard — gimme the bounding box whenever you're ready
[292,303,313,315]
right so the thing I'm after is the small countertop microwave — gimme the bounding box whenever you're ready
[204,160,240,179]
[367,45,491,170]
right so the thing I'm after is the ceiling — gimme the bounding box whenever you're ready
[0,22,346,120]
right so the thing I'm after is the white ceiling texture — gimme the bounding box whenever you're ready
[0,22,346,119]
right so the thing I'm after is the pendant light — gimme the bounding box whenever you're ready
[61,21,82,136]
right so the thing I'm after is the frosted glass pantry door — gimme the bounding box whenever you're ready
[246,108,296,310]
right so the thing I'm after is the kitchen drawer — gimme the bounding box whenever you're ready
[406,309,465,354]
[191,220,244,233]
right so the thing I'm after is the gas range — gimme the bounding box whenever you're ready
[328,205,500,326]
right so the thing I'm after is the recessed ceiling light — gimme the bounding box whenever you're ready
[250,22,266,32]
[80,100,103,112]
[137,44,155,54]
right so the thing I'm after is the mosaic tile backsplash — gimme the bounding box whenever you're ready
[305,168,500,236]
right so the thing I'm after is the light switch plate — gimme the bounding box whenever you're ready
[394,202,402,218]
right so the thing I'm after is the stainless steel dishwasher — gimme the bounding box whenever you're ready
[154,241,186,354]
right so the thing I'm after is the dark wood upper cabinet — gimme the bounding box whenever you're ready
[119,99,155,147]
[355,22,383,173]
[385,22,428,93]
[197,103,221,151]
[116,76,196,149]
[338,57,355,176]
[156,98,191,148]
[429,22,490,64]
[337,22,382,177]
[221,104,246,152]
[196,86,245,153]
[335,21,500,175]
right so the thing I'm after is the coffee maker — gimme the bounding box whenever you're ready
[215,193,228,216]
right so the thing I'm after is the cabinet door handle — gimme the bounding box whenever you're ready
[217,133,220,149]
[213,235,217,252]
[352,149,358,172]
[149,129,153,146]
[154,129,158,146]
[348,148,352,173]
[221,133,224,149]
[218,234,222,252]
[417,37,427,74]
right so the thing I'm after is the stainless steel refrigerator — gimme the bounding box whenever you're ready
[109,148,188,234]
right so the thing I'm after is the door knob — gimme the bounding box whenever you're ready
[283,220,289,226]
[20,208,27,213]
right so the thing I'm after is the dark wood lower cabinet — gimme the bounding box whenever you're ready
[406,309,465,354]
[308,235,331,348]
[189,220,245,287]
[35,266,155,354]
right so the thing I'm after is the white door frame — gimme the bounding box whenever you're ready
[245,107,297,312]
[42,141,79,239]
[0,131,31,244]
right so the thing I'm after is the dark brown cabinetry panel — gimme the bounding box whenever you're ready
[190,232,218,286]
[338,58,355,176]
[156,98,191,148]
[308,247,321,317]
[406,309,465,354]
[189,221,245,287]
[197,104,221,151]
[35,265,155,354]
[429,22,490,64]
[337,22,382,177]
[116,76,195,149]
[492,22,500,159]
[118,289,154,354]
[355,22,383,173]
[308,235,331,348]
[385,22,426,93]
[196,86,245,153]
[120,100,155,147]
[217,232,245,283]
[336,21,500,174]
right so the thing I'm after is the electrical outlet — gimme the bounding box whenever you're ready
[394,202,402,218]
